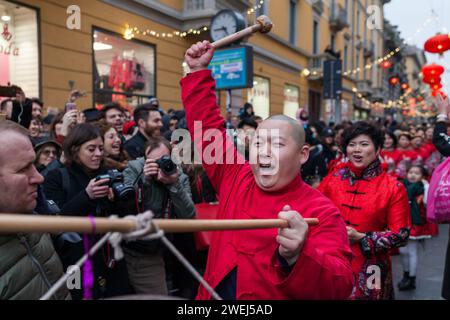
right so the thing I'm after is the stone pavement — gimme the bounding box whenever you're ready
[392,224,449,300]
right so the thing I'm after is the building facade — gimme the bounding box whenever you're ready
[0,0,390,121]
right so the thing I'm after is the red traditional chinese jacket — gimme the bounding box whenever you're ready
[318,161,411,299]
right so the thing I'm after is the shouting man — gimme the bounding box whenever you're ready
[181,41,354,300]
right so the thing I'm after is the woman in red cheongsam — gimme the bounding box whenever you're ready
[396,132,419,178]
[380,131,401,175]
[319,122,411,300]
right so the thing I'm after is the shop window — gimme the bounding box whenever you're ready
[247,76,270,119]
[313,19,319,54]
[0,0,39,97]
[289,0,298,45]
[283,84,299,119]
[256,0,269,17]
[93,29,156,109]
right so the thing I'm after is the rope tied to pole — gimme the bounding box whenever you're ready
[108,211,164,260]
[41,211,222,300]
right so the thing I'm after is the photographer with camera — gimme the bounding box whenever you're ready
[122,136,195,296]
[43,123,132,299]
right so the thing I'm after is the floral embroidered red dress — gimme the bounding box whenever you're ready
[318,160,411,300]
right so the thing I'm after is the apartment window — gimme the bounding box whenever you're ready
[256,0,268,16]
[356,52,360,80]
[248,76,270,119]
[289,0,297,45]
[313,19,319,54]
[364,1,368,40]
[363,57,367,80]
[345,0,349,14]
[331,34,336,51]
[283,84,299,119]
[356,8,360,35]
[344,45,348,71]
[186,0,205,11]
[331,0,336,16]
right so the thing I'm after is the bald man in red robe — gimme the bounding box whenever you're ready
[181,41,354,300]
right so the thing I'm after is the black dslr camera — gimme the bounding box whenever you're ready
[155,155,177,176]
[95,169,135,201]
[0,84,21,97]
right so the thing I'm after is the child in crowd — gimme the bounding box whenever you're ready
[398,165,437,291]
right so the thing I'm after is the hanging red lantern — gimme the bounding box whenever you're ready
[422,75,441,85]
[431,90,447,98]
[431,83,443,91]
[389,76,399,86]
[421,64,445,77]
[401,83,409,90]
[424,33,450,54]
[381,61,392,69]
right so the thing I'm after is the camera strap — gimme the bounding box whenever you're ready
[59,167,70,198]
[136,181,144,214]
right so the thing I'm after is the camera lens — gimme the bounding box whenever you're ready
[157,155,177,176]
[112,182,135,201]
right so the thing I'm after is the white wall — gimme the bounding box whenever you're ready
[9,6,39,98]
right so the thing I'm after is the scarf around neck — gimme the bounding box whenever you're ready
[341,159,383,186]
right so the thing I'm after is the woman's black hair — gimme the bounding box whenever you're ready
[63,123,103,166]
[342,121,384,155]
[384,131,398,148]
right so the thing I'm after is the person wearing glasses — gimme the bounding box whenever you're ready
[34,139,63,176]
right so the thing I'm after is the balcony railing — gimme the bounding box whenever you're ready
[183,0,216,17]
[329,2,349,32]
[363,40,375,58]
[357,80,373,95]
[372,87,386,101]
[312,0,324,15]
[307,53,337,79]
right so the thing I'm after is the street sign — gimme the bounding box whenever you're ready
[208,45,253,90]
[323,59,342,100]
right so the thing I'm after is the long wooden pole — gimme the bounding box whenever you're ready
[0,214,319,234]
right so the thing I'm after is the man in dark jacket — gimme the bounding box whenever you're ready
[0,120,70,300]
[433,94,450,300]
[301,127,338,181]
[124,104,163,159]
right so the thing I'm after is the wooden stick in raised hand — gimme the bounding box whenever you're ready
[211,15,273,49]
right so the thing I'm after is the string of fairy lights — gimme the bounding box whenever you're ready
[302,14,440,79]
[120,1,439,116]
[351,80,438,115]
[330,13,442,115]
[123,0,266,41]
